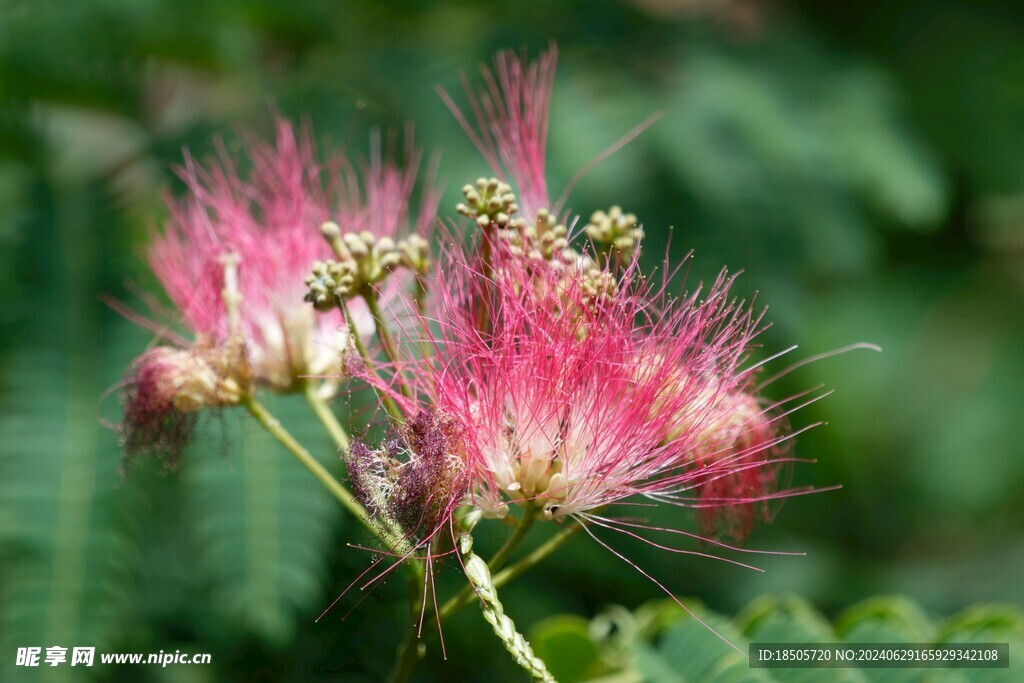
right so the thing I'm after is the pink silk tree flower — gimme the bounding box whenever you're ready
[148,120,438,393]
[413,247,801,535]
[119,120,438,461]
[151,120,333,392]
[368,246,822,652]
[434,45,809,550]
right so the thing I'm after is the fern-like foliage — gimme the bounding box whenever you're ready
[0,187,143,682]
[185,393,346,646]
[529,595,1024,683]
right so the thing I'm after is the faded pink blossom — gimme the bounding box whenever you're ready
[345,409,468,546]
[119,119,438,461]
[681,386,788,541]
[147,119,439,392]
[119,341,249,467]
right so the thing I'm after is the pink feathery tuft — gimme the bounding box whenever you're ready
[440,45,557,218]
[142,119,439,392]
[152,119,333,345]
[409,244,808,547]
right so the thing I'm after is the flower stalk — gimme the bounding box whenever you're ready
[488,507,538,572]
[458,532,556,683]
[440,520,582,621]
[301,380,350,451]
[363,289,412,400]
[339,298,405,422]
[241,394,415,563]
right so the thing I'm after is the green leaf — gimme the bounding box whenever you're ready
[737,595,867,683]
[632,600,775,683]
[836,595,936,642]
[833,596,966,683]
[579,596,1024,683]
[936,606,1024,683]
[529,614,605,683]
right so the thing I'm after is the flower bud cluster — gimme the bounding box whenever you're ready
[463,184,621,312]
[304,222,430,310]
[576,267,618,309]
[456,177,519,229]
[499,208,575,266]
[585,206,644,260]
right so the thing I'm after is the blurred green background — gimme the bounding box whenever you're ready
[2,1,1023,681]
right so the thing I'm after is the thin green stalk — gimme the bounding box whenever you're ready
[302,380,350,451]
[412,274,432,361]
[339,298,404,422]
[412,273,428,319]
[433,510,536,621]
[492,521,582,589]
[488,508,537,573]
[363,289,412,400]
[242,395,413,560]
[459,533,556,682]
[439,520,581,621]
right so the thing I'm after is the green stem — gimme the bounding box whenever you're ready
[492,522,582,589]
[434,509,536,621]
[363,289,412,400]
[339,298,404,423]
[302,380,350,451]
[488,508,537,572]
[459,533,556,682]
[439,520,581,621]
[476,233,493,335]
[412,273,428,319]
[412,274,432,361]
[242,395,413,560]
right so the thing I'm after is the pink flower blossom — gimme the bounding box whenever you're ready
[147,119,439,392]
[366,246,819,656]
[119,119,438,460]
[424,250,793,534]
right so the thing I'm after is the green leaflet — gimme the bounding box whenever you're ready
[0,185,140,682]
[737,596,867,683]
[528,596,1023,683]
[528,615,605,683]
